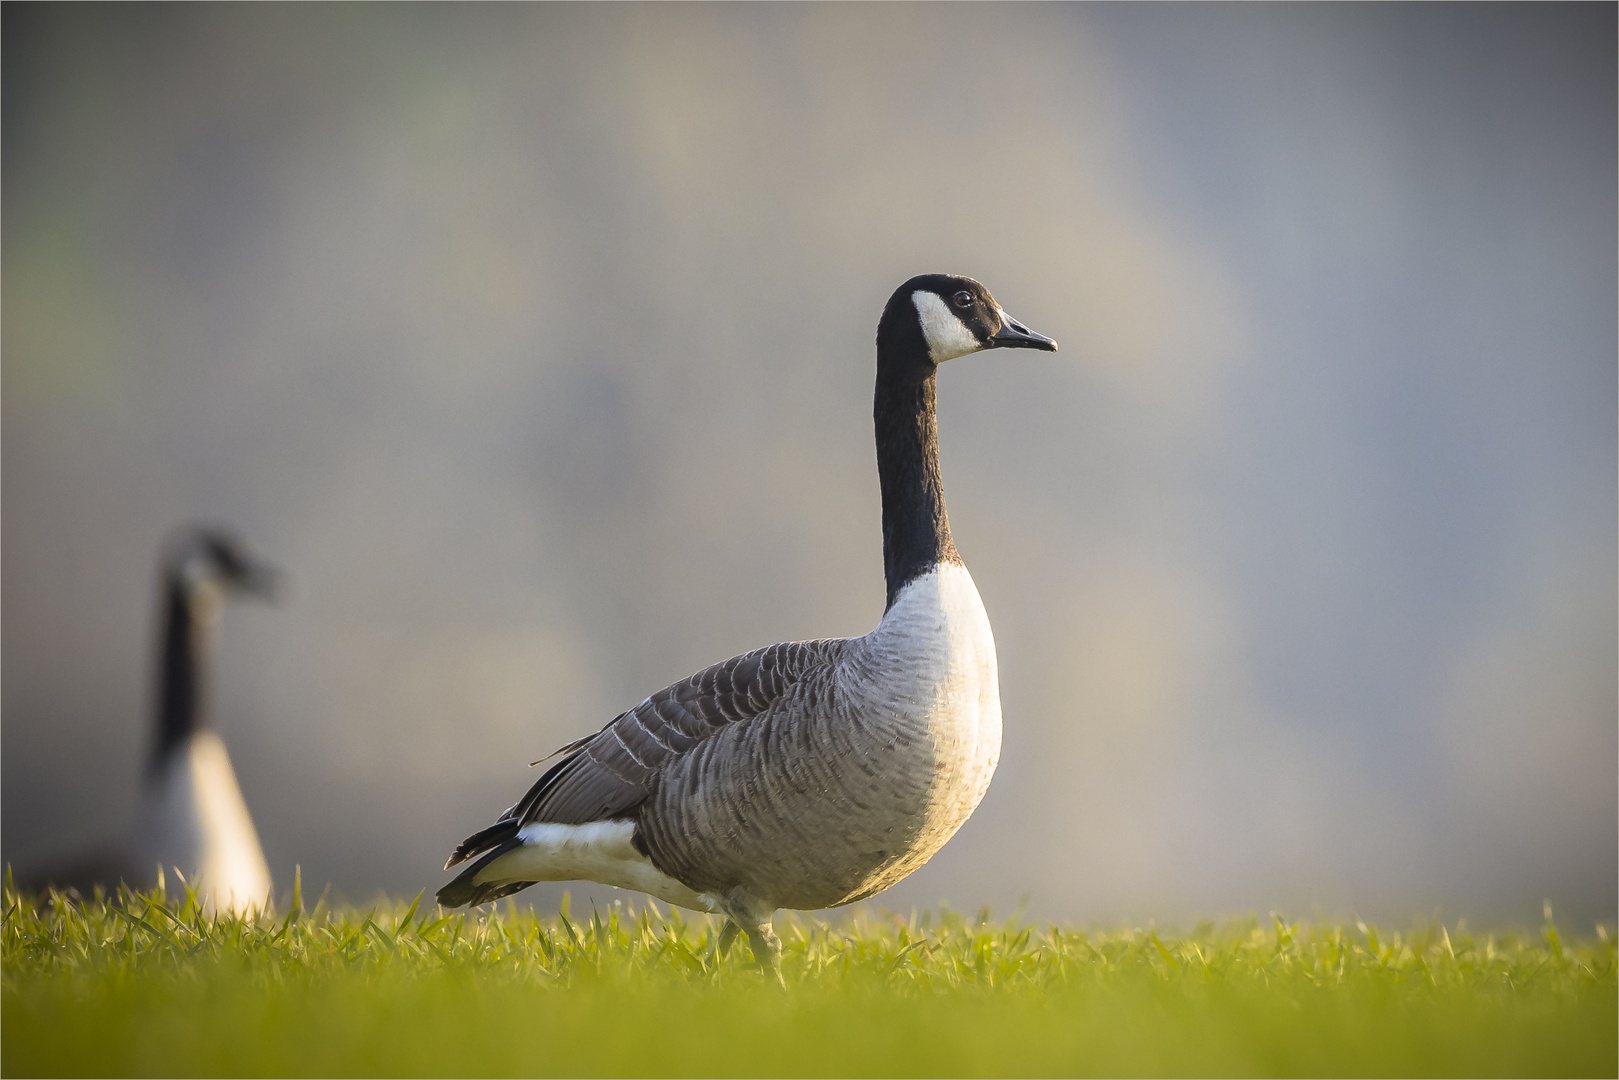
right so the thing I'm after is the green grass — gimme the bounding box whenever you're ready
[3,873,1613,1078]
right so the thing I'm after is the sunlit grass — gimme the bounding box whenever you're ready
[3,870,1613,1077]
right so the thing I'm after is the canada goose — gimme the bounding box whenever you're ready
[19,527,279,913]
[438,275,1056,971]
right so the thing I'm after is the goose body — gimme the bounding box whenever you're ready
[438,276,1056,967]
[19,528,278,914]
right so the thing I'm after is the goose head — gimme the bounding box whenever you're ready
[152,526,280,770]
[877,273,1057,379]
[164,527,280,625]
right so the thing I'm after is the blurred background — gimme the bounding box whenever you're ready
[4,4,1614,927]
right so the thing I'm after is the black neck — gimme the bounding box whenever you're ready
[875,359,959,612]
[152,578,209,772]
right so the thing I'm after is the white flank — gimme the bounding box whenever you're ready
[912,290,982,363]
[478,820,717,913]
[130,731,273,914]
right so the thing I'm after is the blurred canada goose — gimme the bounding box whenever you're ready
[20,527,279,913]
[438,275,1056,970]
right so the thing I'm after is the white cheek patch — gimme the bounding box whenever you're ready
[912,290,982,363]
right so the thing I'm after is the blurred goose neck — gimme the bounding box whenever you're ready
[153,578,211,772]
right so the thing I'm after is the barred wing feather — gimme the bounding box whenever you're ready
[443,638,846,870]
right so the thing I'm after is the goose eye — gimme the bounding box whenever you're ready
[952,291,974,309]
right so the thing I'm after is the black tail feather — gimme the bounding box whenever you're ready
[444,878,537,908]
[443,819,521,871]
[442,749,593,871]
[436,836,533,908]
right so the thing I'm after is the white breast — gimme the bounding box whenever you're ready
[859,563,1002,839]
[131,731,273,914]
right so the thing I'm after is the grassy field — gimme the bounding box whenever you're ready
[3,874,1613,1078]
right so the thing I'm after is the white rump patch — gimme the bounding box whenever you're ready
[477,819,716,913]
[912,290,982,363]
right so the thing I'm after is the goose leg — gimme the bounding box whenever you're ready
[744,921,783,982]
[715,919,741,958]
[717,890,784,982]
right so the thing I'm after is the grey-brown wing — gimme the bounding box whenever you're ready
[444,638,846,869]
